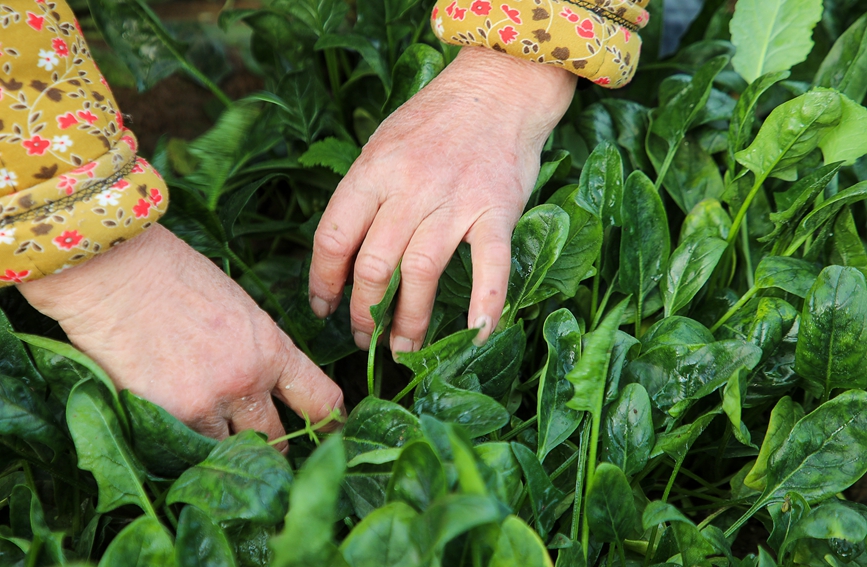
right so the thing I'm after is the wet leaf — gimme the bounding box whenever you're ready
[600,384,654,476]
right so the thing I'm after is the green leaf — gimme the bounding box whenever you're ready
[254,72,330,145]
[0,310,41,388]
[652,409,720,462]
[814,13,867,103]
[566,299,630,415]
[343,397,423,462]
[792,181,867,245]
[662,234,727,317]
[413,377,508,438]
[660,136,726,214]
[586,463,640,544]
[488,516,555,567]
[763,389,867,504]
[832,208,867,277]
[600,384,655,476]
[722,369,755,448]
[542,187,603,299]
[386,440,446,512]
[619,172,670,322]
[768,492,809,555]
[167,430,294,525]
[66,380,154,516]
[298,137,361,176]
[754,256,822,298]
[339,502,419,567]
[439,243,473,312]
[476,443,522,507]
[795,266,867,397]
[270,435,346,567]
[601,99,651,172]
[728,71,792,167]
[383,44,444,115]
[537,309,583,462]
[283,0,349,36]
[315,34,391,91]
[642,501,714,567]
[10,484,65,565]
[730,0,824,84]
[508,205,570,311]
[534,150,572,195]
[511,442,566,540]
[790,499,867,548]
[735,89,842,181]
[121,390,217,479]
[0,375,67,455]
[760,163,842,245]
[642,317,714,352]
[97,516,175,567]
[819,95,867,165]
[575,141,623,228]
[412,494,507,562]
[175,505,238,567]
[368,264,401,391]
[680,199,731,242]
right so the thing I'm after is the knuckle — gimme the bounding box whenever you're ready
[354,253,395,286]
[401,249,443,282]
[313,224,353,260]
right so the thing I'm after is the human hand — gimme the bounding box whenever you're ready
[309,47,577,354]
[19,224,343,451]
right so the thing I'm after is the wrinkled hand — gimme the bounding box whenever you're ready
[309,47,576,353]
[20,224,343,451]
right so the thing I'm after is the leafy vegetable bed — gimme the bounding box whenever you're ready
[3,0,867,565]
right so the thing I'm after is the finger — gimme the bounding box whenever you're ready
[465,213,515,346]
[228,394,288,452]
[310,173,380,319]
[271,336,345,426]
[186,414,231,442]
[389,215,464,355]
[349,202,420,349]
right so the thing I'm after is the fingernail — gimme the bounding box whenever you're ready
[472,315,492,347]
[392,336,415,356]
[310,295,332,318]
[353,330,372,350]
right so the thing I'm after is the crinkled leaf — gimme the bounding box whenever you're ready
[0,375,67,455]
[818,95,867,165]
[754,257,822,298]
[542,186,603,298]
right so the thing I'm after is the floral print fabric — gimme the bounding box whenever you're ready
[0,0,168,286]
[432,0,650,88]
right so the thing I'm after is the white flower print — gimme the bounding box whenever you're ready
[96,190,120,207]
[0,227,15,245]
[52,135,73,153]
[0,169,17,189]
[435,16,445,36]
[36,49,59,71]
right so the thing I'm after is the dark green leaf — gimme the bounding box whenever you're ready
[0,375,67,455]
[680,199,731,242]
[339,502,419,567]
[511,442,565,540]
[600,384,654,476]
[586,463,640,543]
[476,443,522,507]
[386,441,446,512]
[755,257,822,298]
[67,380,153,516]
[642,501,714,567]
[175,505,238,567]
[793,181,867,245]
[795,266,867,397]
[0,310,41,388]
[662,234,727,317]
[315,34,390,90]
[652,409,720,462]
[343,397,423,461]
[508,205,570,311]
[537,309,583,462]
[97,516,175,567]
[659,136,726,214]
[815,13,867,104]
[832,208,867,277]
[601,99,651,172]
[298,137,361,176]
[619,172,670,320]
[728,71,792,168]
[534,150,571,194]
[270,435,346,566]
[575,141,623,228]
[121,390,216,479]
[383,44,444,115]
[283,0,349,36]
[722,369,755,448]
[167,430,293,525]
[413,377,508,438]
[767,492,809,555]
[641,317,714,352]
[761,163,842,245]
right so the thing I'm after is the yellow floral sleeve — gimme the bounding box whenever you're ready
[0,0,168,286]
[432,0,651,88]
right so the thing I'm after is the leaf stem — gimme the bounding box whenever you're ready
[740,216,754,289]
[570,416,591,541]
[654,141,681,193]
[501,415,539,442]
[581,408,602,558]
[709,286,757,333]
[268,409,344,445]
[590,270,618,332]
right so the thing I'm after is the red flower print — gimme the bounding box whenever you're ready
[26,12,44,31]
[57,175,77,195]
[52,37,68,57]
[0,87,4,101]
[149,188,163,205]
[57,112,78,129]
[498,25,518,44]
[115,112,124,129]
[0,269,30,284]
[452,5,466,19]
[623,28,631,42]
[53,230,83,250]
[71,162,97,178]
[594,76,611,85]
[120,135,137,151]
[560,7,580,23]
[432,6,438,18]
[133,198,151,218]
[576,19,595,39]
[470,0,491,15]
[500,4,521,24]
[22,135,50,156]
[445,1,455,16]
[111,179,130,191]
[77,110,98,125]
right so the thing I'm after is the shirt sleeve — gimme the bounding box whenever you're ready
[0,0,168,286]
[431,0,651,88]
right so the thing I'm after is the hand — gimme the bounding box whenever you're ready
[309,47,576,354]
[19,224,343,451]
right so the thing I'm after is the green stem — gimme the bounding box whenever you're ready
[662,457,683,503]
[570,417,591,542]
[590,258,602,325]
[25,538,41,567]
[728,175,767,247]
[740,216,754,289]
[581,410,602,558]
[549,445,582,482]
[367,329,381,398]
[617,540,628,567]
[501,416,539,442]
[724,499,765,538]
[709,286,758,333]
[268,409,343,445]
[324,48,343,113]
[654,140,681,193]
[590,270,618,332]
[392,375,423,404]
